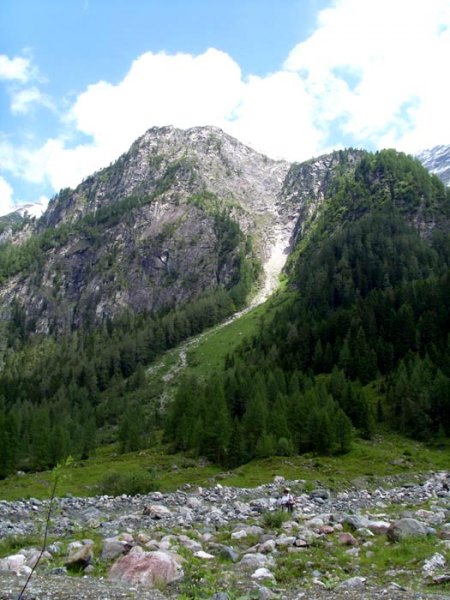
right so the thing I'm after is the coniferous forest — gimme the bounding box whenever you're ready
[1,148,450,476]
[166,151,450,464]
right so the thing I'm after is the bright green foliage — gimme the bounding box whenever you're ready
[262,509,291,529]
[98,469,156,496]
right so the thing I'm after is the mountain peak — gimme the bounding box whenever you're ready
[417,144,450,186]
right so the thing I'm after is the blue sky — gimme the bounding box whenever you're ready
[0,0,449,215]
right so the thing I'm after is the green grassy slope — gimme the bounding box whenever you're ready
[0,432,448,501]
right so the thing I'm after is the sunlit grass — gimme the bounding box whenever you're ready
[0,431,448,501]
[185,287,293,380]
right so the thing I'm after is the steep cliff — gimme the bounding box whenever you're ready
[0,126,290,334]
[0,130,448,337]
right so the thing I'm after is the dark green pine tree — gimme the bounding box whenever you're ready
[241,380,268,456]
[49,424,70,465]
[119,401,146,453]
[226,418,247,467]
[166,375,202,451]
[201,378,231,463]
[30,408,52,470]
[333,407,353,453]
[0,408,20,477]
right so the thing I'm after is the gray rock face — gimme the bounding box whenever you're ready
[1,128,446,335]
[417,144,450,186]
[0,126,291,334]
[280,149,364,245]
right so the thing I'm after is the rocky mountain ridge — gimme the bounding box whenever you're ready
[0,127,352,336]
[0,128,448,337]
[417,144,450,187]
[1,472,450,599]
[41,126,289,232]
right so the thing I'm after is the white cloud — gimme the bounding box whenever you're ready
[1,0,449,207]
[18,195,49,218]
[0,54,33,82]
[0,53,52,117]
[227,71,322,162]
[284,0,450,152]
[69,49,244,157]
[11,87,54,115]
[0,48,325,195]
[0,176,14,216]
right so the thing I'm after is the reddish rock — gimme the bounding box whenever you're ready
[338,532,358,546]
[109,549,183,587]
[318,525,335,535]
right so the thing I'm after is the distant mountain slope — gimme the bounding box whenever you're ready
[0,128,380,337]
[0,127,290,335]
[1,130,448,342]
[0,202,46,238]
[166,149,450,465]
[417,144,450,186]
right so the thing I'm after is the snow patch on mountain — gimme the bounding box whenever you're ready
[417,144,450,186]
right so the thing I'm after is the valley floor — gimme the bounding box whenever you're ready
[1,572,449,600]
[1,471,450,599]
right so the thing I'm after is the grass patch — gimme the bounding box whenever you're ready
[274,537,354,588]
[0,534,47,558]
[0,444,222,501]
[176,558,223,599]
[185,288,293,380]
[0,432,449,501]
[358,535,450,591]
[273,534,450,592]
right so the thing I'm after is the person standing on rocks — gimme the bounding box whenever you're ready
[280,487,295,512]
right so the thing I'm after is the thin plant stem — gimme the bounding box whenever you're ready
[17,473,59,600]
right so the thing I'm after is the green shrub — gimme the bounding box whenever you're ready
[98,469,156,496]
[262,509,290,529]
[0,534,44,558]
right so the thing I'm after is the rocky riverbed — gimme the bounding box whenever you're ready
[1,472,450,599]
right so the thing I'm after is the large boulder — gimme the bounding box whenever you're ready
[101,538,132,561]
[309,489,330,501]
[387,518,429,542]
[64,543,94,571]
[109,548,183,587]
[0,553,30,575]
[239,553,274,569]
[143,504,171,519]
